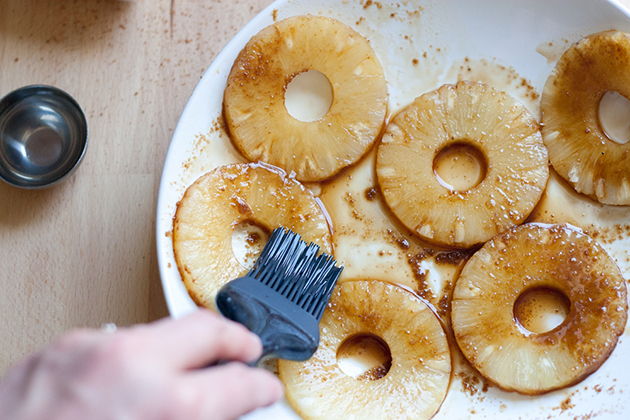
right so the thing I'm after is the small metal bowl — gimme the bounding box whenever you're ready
[0,85,88,189]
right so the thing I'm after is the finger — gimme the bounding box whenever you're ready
[178,363,284,420]
[0,352,42,409]
[130,310,263,369]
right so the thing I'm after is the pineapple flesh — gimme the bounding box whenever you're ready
[279,280,451,420]
[541,30,630,205]
[376,81,549,249]
[172,162,332,310]
[224,15,388,182]
[452,223,628,395]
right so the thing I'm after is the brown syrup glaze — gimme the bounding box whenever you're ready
[452,224,628,395]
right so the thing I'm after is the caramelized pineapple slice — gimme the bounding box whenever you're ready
[377,81,548,248]
[173,163,332,310]
[279,280,451,420]
[452,223,628,395]
[224,15,388,182]
[542,30,630,205]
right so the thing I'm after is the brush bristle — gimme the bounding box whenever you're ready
[248,227,342,320]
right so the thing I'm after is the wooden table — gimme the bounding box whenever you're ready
[0,0,273,377]
[1,0,630,380]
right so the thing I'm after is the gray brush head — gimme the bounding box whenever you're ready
[216,227,343,362]
[248,227,342,321]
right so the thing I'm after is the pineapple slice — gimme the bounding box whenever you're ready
[376,81,549,248]
[224,15,388,182]
[452,223,628,395]
[173,162,332,310]
[541,30,630,205]
[279,280,451,420]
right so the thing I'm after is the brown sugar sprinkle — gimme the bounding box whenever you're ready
[246,232,261,245]
[363,0,383,9]
[457,371,481,396]
[357,365,389,381]
[407,253,433,300]
[559,396,575,412]
[455,370,491,397]
[435,250,470,266]
[364,186,379,201]
[408,248,436,261]
[519,77,540,100]
[412,58,419,65]
[437,280,453,318]
[396,238,410,250]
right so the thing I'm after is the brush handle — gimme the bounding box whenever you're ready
[216,276,321,362]
[211,318,314,367]
[254,313,319,363]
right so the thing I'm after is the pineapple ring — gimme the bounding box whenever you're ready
[452,223,628,395]
[223,15,388,182]
[542,30,630,205]
[279,280,451,420]
[377,81,549,248]
[173,162,332,310]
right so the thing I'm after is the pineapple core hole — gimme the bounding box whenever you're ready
[231,222,270,270]
[336,334,392,381]
[433,142,487,192]
[514,287,571,334]
[598,91,630,145]
[284,70,333,122]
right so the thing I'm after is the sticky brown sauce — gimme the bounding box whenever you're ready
[528,170,630,276]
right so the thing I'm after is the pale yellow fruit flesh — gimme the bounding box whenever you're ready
[541,30,630,205]
[377,81,549,248]
[279,280,451,420]
[173,162,332,310]
[224,15,388,182]
[452,223,628,395]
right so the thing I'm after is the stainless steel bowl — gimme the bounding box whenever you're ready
[0,85,88,189]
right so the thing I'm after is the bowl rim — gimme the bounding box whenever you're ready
[0,84,89,189]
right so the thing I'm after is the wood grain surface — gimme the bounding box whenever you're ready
[0,0,273,377]
[1,0,629,380]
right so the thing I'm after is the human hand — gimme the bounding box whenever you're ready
[0,310,284,420]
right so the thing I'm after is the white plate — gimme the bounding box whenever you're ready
[156,0,630,418]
